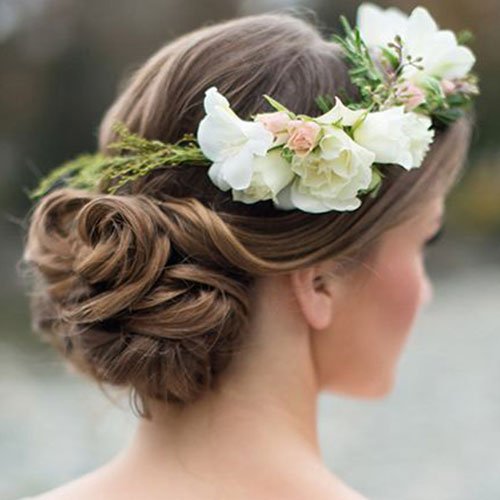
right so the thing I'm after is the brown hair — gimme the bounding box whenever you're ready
[22,11,475,418]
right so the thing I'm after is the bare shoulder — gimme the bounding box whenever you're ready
[313,480,369,500]
[25,460,124,500]
[276,463,369,500]
[24,477,103,500]
[24,458,369,500]
[297,466,370,500]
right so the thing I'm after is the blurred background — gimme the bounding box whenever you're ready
[0,0,499,499]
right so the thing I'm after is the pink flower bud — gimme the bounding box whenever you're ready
[285,120,322,157]
[255,111,291,135]
[395,81,426,111]
[440,79,457,95]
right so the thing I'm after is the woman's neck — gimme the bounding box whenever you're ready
[105,276,366,498]
[124,318,321,472]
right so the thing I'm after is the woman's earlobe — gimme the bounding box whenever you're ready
[289,266,335,331]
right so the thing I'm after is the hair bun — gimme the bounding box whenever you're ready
[24,188,252,413]
[71,194,170,322]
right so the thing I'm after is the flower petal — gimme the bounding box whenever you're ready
[407,6,438,39]
[219,147,255,190]
[240,121,275,156]
[273,180,296,210]
[316,97,368,127]
[258,151,295,196]
[357,2,408,48]
[353,106,410,165]
[290,178,362,213]
[203,86,230,115]
[207,161,231,191]
[197,114,245,161]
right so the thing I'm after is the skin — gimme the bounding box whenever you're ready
[35,196,444,500]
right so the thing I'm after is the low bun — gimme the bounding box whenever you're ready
[71,195,171,322]
[24,188,254,414]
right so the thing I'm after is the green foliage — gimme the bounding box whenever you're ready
[280,147,294,164]
[359,165,383,198]
[420,74,479,127]
[29,122,209,200]
[331,15,385,110]
[262,94,295,116]
[315,94,335,114]
[457,29,474,45]
[29,153,108,200]
[380,46,400,71]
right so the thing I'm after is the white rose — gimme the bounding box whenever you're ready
[357,3,475,83]
[353,106,434,169]
[275,126,376,213]
[196,86,274,191]
[231,150,294,204]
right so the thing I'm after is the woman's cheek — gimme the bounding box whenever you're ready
[419,261,434,307]
[380,251,424,337]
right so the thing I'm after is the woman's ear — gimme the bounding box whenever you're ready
[289,263,337,331]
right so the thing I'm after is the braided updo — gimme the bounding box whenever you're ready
[22,12,473,418]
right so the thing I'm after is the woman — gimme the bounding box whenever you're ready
[19,3,477,499]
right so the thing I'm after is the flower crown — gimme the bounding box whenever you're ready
[30,3,479,213]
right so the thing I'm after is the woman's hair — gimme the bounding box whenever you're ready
[22,11,475,418]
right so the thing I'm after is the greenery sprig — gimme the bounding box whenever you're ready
[29,122,209,200]
[331,15,386,111]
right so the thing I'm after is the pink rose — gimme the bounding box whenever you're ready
[395,81,426,111]
[285,120,322,157]
[255,111,293,147]
[255,111,291,135]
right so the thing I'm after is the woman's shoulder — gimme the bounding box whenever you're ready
[16,480,104,500]
[16,461,120,500]
[14,490,89,500]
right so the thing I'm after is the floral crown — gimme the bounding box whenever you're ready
[30,3,479,213]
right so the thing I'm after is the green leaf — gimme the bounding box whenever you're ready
[338,14,354,39]
[457,29,474,45]
[432,107,464,126]
[331,14,386,110]
[380,47,399,70]
[280,147,294,164]
[315,94,335,113]
[262,94,294,115]
[368,167,383,198]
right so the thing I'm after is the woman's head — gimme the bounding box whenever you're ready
[22,12,474,418]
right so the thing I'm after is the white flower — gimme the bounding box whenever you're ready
[315,96,369,127]
[275,126,376,213]
[231,150,294,204]
[196,86,274,191]
[357,3,476,83]
[356,3,408,51]
[353,106,434,169]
